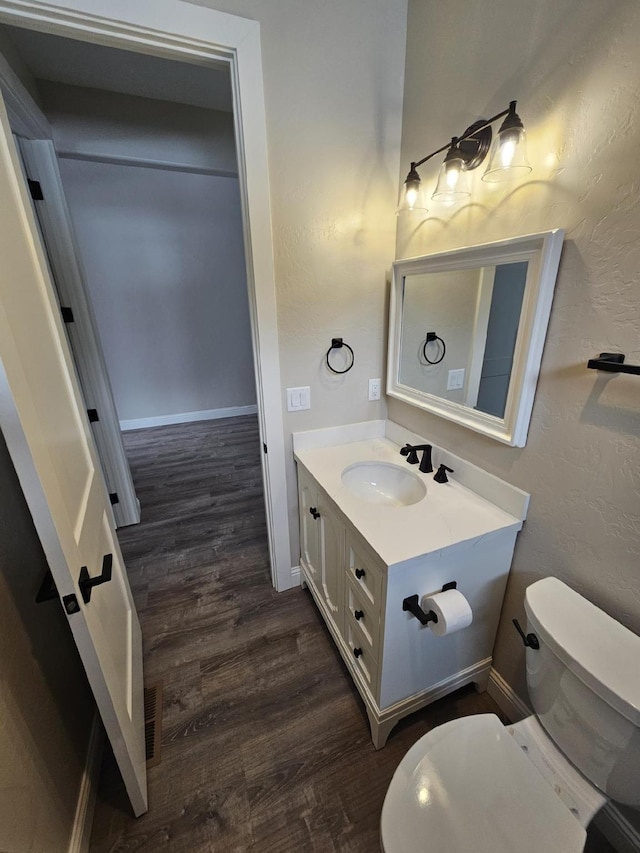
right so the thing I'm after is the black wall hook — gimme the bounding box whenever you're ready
[326,337,355,374]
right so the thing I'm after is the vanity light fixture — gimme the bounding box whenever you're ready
[396,100,531,214]
[432,138,471,203]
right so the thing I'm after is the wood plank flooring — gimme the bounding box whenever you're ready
[88,416,615,853]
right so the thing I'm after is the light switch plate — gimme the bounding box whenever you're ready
[447,368,465,391]
[287,386,311,411]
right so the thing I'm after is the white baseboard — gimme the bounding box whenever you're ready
[596,803,640,853]
[290,565,302,586]
[487,667,531,722]
[67,712,104,853]
[488,668,640,852]
[120,404,257,431]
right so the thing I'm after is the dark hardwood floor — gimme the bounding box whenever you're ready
[89,416,616,852]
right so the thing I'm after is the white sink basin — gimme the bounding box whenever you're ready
[341,461,426,507]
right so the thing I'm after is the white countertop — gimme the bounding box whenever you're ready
[295,436,523,567]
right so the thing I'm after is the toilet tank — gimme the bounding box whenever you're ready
[525,577,640,807]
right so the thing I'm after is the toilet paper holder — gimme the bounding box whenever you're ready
[402,581,457,625]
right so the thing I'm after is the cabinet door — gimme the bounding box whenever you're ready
[298,468,320,588]
[317,493,344,628]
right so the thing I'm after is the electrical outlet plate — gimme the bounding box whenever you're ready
[368,378,381,401]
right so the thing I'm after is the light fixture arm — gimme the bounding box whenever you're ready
[408,101,518,171]
[397,100,527,213]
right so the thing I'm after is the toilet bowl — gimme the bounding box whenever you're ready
[381,577,640,852]
[380,713,601,853]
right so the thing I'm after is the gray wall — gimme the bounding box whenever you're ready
[43,83,255,423]
[395,0,640,745]
[40,80,237,175]
[0,431,95,853]
[0,26,43,107]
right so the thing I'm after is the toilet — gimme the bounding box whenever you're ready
[381,576,640,852]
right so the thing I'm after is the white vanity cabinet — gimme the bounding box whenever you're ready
[294,425,529,749]
[297,466,345,632]
[298,465,385,709]
[343,531,385,695]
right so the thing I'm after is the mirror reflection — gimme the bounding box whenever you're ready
[398,261,528,419]
[388,230,564,446]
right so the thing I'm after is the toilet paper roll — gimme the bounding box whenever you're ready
[421,588,473,637]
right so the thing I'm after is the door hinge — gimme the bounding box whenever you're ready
[28,179,43,200]
[109,492,119,505]
[263,442,268,454]
[61,306,75,323]
[87,408,99,423]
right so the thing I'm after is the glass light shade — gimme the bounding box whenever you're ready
[432,155,470,203]
[482,126,532,183]
[396,168,428,215]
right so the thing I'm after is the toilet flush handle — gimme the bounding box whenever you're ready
[512,618,539,650]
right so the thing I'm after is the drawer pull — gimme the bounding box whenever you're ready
[309,506,320,519]
[353,647,363,658]
[355,567,366,580]
[354,609,364,621]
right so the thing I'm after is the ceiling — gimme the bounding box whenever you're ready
[2,24,233,112]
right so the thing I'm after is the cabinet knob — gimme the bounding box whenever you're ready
[354,609,364,621]
[355,567,365,580]
[353,647,363,658]
[309,506,320,519]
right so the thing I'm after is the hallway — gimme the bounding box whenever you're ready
[88,416,612,852]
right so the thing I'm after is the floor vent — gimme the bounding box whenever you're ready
[144,681,163,767]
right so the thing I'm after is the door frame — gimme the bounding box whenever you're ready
[0,0,293,591]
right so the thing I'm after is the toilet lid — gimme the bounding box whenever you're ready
[381,714,586,853]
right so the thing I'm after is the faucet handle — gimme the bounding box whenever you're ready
[400,443,419,464]
[434,464,454,484]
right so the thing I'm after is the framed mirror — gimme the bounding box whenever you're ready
[387,230,565,446]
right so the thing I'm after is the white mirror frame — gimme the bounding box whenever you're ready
[387,229,565,447]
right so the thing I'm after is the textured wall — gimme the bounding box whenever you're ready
[185,0,408,561]
[0,432,95,853]
[394,0,640,717]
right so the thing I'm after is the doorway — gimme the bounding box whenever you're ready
[0,0,293,593]
[6,24,259,527]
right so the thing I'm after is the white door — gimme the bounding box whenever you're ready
[17,137,140,529]
[0,97,147,815]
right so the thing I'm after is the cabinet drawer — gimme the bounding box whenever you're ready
[346,620,379,693]
[346,534,383,607]
[346,577,380,659]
